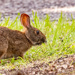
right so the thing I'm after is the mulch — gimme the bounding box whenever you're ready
[0,54,75,75]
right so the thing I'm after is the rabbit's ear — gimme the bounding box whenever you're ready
[20,13,30,28]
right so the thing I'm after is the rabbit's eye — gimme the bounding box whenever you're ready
[36,31,39,35]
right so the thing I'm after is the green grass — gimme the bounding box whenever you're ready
[0,12,75,69]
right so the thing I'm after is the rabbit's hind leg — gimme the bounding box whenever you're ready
[0,36,8,59]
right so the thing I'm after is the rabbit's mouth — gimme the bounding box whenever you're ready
[32,42,42,46]
[34,40,47,45]
[36,43,42,45]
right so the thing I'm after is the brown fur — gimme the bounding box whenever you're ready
[0,13,46,59]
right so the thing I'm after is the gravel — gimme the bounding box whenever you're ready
[0,0,75,20]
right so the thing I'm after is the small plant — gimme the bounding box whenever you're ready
[11,57,16,64]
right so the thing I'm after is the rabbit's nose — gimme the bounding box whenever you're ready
[41,38,47,43]
[45,40,47,43]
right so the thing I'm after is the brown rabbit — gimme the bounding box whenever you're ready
[0,13,46,59]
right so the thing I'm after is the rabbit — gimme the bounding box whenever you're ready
[0,13,46,59]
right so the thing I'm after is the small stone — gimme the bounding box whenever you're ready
[32,71,35,74]
[58,68,62,72]
[62,64,68,69]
